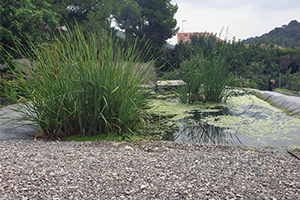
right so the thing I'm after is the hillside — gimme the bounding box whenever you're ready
[244,20,300,48]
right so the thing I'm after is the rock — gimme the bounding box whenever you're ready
[124,146,133,151]
[140,185,147,190]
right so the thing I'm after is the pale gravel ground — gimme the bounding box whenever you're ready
[0,140,299,200]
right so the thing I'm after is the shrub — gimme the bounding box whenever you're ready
[281,69,300,91]
[247,81,260,89]
[178,51,233,103]
[6,25,155,139]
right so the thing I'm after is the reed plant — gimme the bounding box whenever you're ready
[179,49,233,103]
[6,25,155,139]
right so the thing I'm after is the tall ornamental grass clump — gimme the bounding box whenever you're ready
[7,26,154,139]
[179,51,233,103]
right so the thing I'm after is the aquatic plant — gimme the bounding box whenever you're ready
[5,24,155,139]
[178,49,233,103]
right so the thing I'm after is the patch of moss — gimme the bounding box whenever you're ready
[263,146,276,150]
[291,147,300,154]
[245,147,260,152]
[65,134,123,142]
[275,88,299,96]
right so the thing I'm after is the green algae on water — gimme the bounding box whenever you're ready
[147,91,300,149]
[203,95,300,141]
[147,98,223,120]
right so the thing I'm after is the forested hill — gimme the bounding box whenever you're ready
[244,20,300,48]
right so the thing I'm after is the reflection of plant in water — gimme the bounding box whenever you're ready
[174,108,242,145]
[175,119,242,145]
[138,113,180,141]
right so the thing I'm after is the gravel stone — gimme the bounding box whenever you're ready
[0,140,299,199]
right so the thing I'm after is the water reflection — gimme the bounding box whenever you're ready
[169,101,300,149]
[173,107,243,145]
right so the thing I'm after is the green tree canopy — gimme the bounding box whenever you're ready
[116,0,142,40]
[244,20,300,48]
[50,0,122,32]
[0,0,59,60]
[116,0,179,48]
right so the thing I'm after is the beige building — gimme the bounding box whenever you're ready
[177,32,224,44]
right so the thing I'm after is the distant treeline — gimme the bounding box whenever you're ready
[244,20,300,48]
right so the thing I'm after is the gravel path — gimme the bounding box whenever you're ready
[0,140,299,199]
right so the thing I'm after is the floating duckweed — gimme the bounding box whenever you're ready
[204,94,300,143]
[147,99,223,120]
[147,92,300,149]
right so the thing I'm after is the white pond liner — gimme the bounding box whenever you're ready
[255,90,300,115]
[0,104,37,140]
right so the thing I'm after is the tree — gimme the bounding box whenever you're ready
[50,0,121,32]
[115,0,142,40]
[117,0,179,48]
[244,20,300,48]
[0,0,59,61]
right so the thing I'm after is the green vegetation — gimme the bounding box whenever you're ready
[50,0,122,32]
[275,88,300,96]
[162,32,300,92]
[0,0,58,63]
[281,69,300,91]
[5,25,154,140]
[1,0,300,144]
[66,134,122,142]
[245,147,259,152]
[178,48,233,103]
[292,148,300,153]
[116,0,179,48]
[1,0,178,64]
[244,20,300,48]
[264,146,276,150]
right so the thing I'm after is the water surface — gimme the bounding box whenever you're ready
[150,94,300,149]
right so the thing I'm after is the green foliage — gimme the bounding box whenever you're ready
[6,24,155,140]
[281,69,300,91]
[50,0,121,32]
[117,0,179,49]
[66,134,123,142]
[279,47,300,74]
[116,0,143,40]
[178,54,203,103]
[244,20,300,48]
[163,32,290,92]
[175,34,283,91]
[178,48,233,103]
[0,0,59,61]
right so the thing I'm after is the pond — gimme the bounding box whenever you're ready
[148,92,300,150]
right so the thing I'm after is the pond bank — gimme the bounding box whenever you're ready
[0,104,37,140]
[254,90,300,115]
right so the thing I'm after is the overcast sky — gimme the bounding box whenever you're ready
[168,0,300,44]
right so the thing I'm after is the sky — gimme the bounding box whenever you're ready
[167,0,300,44]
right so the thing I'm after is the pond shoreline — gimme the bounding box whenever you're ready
[253,89,300,116]
[1,89,300,150]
